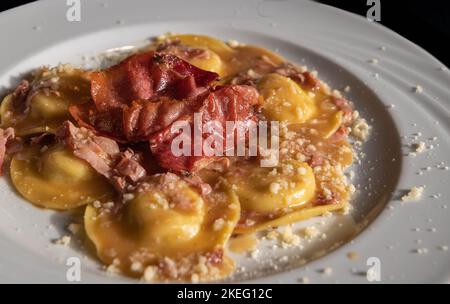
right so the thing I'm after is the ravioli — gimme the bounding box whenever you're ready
[299,95,347,139]
[85,173,240,281]
[0,67,91,136]
[224,160,328,233]
[258,73,317,124]
[167,34,233,75]
[10,144,114,210]
[171,34,234,59]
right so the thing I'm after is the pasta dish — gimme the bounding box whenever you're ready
[0,34,367,282]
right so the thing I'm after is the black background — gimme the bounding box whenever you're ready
[0,0,449,66]
[316,0,450,67]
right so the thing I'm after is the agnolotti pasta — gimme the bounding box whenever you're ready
[223,160,322,233]
[85,173,240,280]
[228,160,316,213]
[0,67,91,136]
[164,34,233,75]
[258,73,317,124]
[0,33,362,282]
[10,144,114,210]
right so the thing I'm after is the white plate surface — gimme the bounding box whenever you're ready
[0,0,449,283]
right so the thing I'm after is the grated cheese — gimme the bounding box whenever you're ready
[401,186,424,201]
[53,235,71,246]
[351,118,370,141]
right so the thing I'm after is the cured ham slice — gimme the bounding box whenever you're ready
[0,127,15,175]
[90,52,218,110]
[56,121,146,191]
[122,97,192,141]
[149,85,259,172]
[70,51,218,141]
[69,51,260,173]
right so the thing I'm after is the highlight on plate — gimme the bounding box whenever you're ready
[0,34,369,282]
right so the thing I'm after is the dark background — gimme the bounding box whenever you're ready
[316,0,450,67]
[1,0,449,67]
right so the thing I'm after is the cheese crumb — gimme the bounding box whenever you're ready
[93,200,101,208]
[53,235,71,246]
[191,273,200,283]
[106,258,121,275]
[332,90,342,99]
[347,251,360,261]
[123,193,135,201]
[298,276,310,284]
[227,39,240,47]
[297,167,307,175]
[414,142,426,153]
[351,118,370,141]
[67,223,81,235]
[322,211,332,218]
[414,248,429,255]
[269,182,281,194]
[301,226,319,240]
[130,261,143,273]
[40,145,48,153]
[321,267,333,275]
[339,204,352,215]
[438,245,448,251]
[401,186,424,201]
[413,85,423,93]
[213,218,225,231]
[142,265,158,282]
[281,226,301,247]
[250,249,260,259]
[266,230,279,240]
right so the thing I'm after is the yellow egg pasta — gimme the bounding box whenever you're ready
[226,160,315,213]
[0,67,91,136]
[223,160,323,233]
[85,174,240,281]
[258,73,317,124]
[10,144,114,210]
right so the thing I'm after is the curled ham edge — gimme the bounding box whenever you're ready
[0,128,15,175]
[56,121,147,193]
[56,121,213,197]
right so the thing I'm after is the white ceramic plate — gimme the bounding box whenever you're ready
[0,0,449,284]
